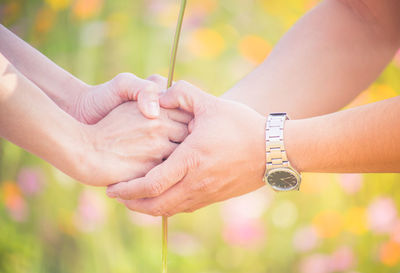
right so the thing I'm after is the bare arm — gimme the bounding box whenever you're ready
[0,24,164,120]
[223,0,400,119]
[0,24,87,113]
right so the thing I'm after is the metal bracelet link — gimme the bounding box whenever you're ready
[265,114,289,170]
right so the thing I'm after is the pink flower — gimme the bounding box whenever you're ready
[328,246,355,272]
[169,232,201,256]
[128,211,161,227]
[367,197,398,234]
[74,189,107,232]
[17,167,44,196]
[221,187,272,225]
[299,254,331,273]
[293,226,319,252]
[223,219,265,248]
[338,174,363,194]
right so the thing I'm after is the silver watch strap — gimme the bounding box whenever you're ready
[265,113,289,170]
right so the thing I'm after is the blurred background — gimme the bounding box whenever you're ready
[1,0,400,272]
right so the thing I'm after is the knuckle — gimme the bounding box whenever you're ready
[147,181,164,197]
[191,177,212,193]
[113,72,136,88]
[149,205,164,217]
[142,81,160,94]
[147,74,165,82]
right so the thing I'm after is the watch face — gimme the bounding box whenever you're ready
[267,169,299,191]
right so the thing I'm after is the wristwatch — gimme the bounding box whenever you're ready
[263,113,301,191]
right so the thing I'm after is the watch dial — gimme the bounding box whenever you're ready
[267,170,298,190]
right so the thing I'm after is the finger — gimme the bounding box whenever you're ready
[111,73,162,119]
[166,108,193,124]
[106,143,192,200]
[167,120,189,143]
[146,74,168,89]
[162,142,178,159]
[116,182,188,216]
[160,80,209,113]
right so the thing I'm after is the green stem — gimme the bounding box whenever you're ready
[162,1,187,273]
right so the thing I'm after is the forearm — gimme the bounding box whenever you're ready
[0,52,87,178]
[223,0,400,119]
[285,96,400,173]
[0,24,88,113]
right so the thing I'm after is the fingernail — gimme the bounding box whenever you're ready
[148,101,160,117]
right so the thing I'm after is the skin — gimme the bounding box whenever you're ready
[108,0,400,215]
[0,53,190,187]
[0,24,164,121]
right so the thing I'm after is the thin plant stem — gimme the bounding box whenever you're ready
[162,1,187,273]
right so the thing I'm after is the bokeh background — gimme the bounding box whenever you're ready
[1,0,400,272]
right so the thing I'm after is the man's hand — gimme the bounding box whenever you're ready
[77,101,191,187]
[71,73,164,124]
[107,80,268,216]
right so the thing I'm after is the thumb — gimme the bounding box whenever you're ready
[111,73,162,119]
[106,143,191,200]
[160,80,209,114]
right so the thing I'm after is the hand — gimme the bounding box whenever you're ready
[76,101,191,187]
[107,80,267,216]
[70,73,164,124]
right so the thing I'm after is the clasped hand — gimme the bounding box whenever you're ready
[102,75,267,216]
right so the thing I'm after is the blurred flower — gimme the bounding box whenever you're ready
[394,49,400,67]
[300,173,335,194]
[185,0,218,29]
[2,181,28,222]
[150,1,180,27]
[169,232,201,256]
[17,167,44,196]
[313,210,343,238]
[390,219,400,243]
[367,197,397,234]
[328,246,355,272]
[45,0,71,11]
[299,254,331,273]
[379,240,400,266]
[80,21,107,47]
[128,211,161,227]
[293,226,319,252]
[1,2,22,25]
[338,174,363,194]
[271,200,298,228]
[34,7,56,35]
[221,189,268,248]
[223,218,265,248]
[74,189,107,232]
[238,35,271,64]
[73,0,103,20]
[187,28,226,58]
[107,12,130,38]
[344,207,368,235]
[367,84,398,103]
[221,188,272,225]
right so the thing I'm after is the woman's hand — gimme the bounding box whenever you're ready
[77,101,191,187]
[70,73,165,124]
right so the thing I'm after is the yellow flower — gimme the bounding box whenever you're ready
[34,7,56,35]
[313,210,343,238]
[45,0,71,11]
[344,207,368,235]
[380,240,400,266]
[368,84,398,103]
[188,28,225,58]
[238,35,270,64]
[73,0,103,20]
